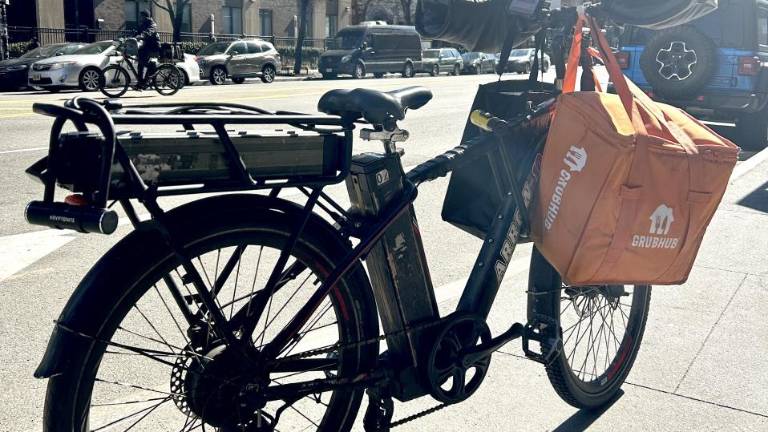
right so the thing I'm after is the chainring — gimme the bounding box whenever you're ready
[425,314,492,404]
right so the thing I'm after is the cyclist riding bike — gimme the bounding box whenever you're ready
[135,10,160,89]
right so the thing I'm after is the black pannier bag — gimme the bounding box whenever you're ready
[159,42,185,63]
[441,79,554,239]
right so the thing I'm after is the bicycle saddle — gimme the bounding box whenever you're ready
[318,86,433,124]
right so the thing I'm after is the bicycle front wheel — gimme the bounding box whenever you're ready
[42,196,379,432]
[529,247,651,409]
[153,64,183,96]
[99,65,130,98]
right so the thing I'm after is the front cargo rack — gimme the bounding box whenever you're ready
[25,97,356,234]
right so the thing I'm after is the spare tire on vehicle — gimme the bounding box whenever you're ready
[639,25,717,100]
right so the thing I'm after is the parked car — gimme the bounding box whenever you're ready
[319,24,423,79]
[197,39,281,85]
[618,0,768,149]
[28,40,201,93]
[419,48,463,76]
[503,48,551,74]
[0,43,85,90]
[461,52,495,74]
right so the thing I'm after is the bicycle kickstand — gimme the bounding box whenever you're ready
[363,388,394,432]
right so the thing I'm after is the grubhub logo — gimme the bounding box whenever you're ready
[632,204,680,249]
[544,146,588,231]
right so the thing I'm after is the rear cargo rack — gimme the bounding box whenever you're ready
[25,97,356,234]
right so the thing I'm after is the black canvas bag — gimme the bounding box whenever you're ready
[441,79,553,239]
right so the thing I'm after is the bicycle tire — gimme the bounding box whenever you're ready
[99,65,130,98]
[153,64,183,96]
[41,194,379,432]
[529,247,651,409]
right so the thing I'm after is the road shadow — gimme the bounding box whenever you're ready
[550,390,624,432]
[737,180,768,213]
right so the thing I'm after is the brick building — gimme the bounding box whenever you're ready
[8,0,353,41]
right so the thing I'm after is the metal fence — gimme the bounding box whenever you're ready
[8,26,333,50]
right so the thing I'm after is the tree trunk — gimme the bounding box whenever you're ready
[399,0,412,24]
[293,0,310,75]
[173,4,184,43]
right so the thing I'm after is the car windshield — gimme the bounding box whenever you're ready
[20,45,62,59]
[334,30,365,50]
[74,42,114,55]
[423,50,440,58]
[510,49,532,56]
[462,53,481,60]
[198,42,231,56]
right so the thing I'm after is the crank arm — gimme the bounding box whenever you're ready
[460,323,525,367]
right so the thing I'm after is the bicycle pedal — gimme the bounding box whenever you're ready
[521,315,562,365]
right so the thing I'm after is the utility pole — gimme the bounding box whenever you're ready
[0,0,9,60]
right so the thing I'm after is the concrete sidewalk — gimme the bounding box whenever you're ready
[376,151,768,431]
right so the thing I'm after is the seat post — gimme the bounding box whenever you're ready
[360,115,409,154]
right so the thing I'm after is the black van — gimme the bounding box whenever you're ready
[319,24,423,79]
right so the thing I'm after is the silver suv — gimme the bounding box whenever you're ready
[197,39,281,85]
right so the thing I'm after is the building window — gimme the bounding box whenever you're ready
[325,15,337,38]
[125,0,152,31]
[259,9,273,36]
[222,6,242,35]
[180,3,192,33]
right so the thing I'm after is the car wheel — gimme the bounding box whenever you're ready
[431,64,439,77]
[639,25,716,99]
[524,63,531,74]
[209,66,227,85]
[78,67,101,92]
[353,62,366,79]
[232,76,246,84]
[453,64,461,76]
[402,62,414,78]
[260,64,276,83]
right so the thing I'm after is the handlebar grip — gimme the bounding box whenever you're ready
[25,201,119,235]
[470,110,510,133]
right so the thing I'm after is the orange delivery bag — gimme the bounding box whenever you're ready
[531,16,740,286]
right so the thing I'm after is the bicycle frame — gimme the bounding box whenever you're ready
[26,92,556,405]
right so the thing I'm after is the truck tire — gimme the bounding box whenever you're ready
[639,26,716,99]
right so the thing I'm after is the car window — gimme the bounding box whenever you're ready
[73,41,114,55]
[260,42,274,52]
[198,42,230,56]
[228,42,247,55]
[61,45,83,55]
[334,29,365,50]
[423,50,440,58]
[759,9,768,48]
[246,41,262,54]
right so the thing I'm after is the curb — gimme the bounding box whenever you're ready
[730,144,768,182]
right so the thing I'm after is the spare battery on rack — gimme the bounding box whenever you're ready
[46,128,347,198]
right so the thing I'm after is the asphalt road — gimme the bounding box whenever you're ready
[1,73,767,431]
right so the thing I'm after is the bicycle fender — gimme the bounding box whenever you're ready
[34,193,355,379]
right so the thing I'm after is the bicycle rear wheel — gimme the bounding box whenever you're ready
[99,65,130,98]
[529,247,651,409]
[153,64,183,96]
[42,195,379,431]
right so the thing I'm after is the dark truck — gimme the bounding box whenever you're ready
[617,0,768,149]
[319,24,423,79]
